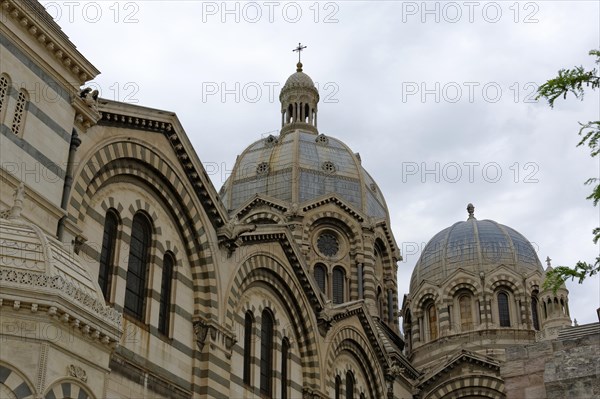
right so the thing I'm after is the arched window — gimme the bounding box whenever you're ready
[531,296,540,330]
[332,267,345,304]
[427,303,438,340]
[260,309,274,396]
[0,74,9,122]
[404,310,412,351]
[374,245,384,280]
[124,213,152,320]
[360,393,366,399]
[158,252,174,335]
[459,294,473,331]
[387,289,394,322]
[281,337,290,399]
[335,376,342,399]
[377,287,384,319]
[314,263,326,293]
[543,301,547,319]
[11,89,28,135]
[98,209,119,301]
[243,311,253,385]
[498,292,511,327]
[346,370,354,399]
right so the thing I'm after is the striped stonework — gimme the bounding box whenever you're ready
[68,139,219,319]
[487,273,525,298]
[425,375,505,399]
[324,325,387,398]
[0,363,35,399]
[226,252,322,391]
[43,380,92,399]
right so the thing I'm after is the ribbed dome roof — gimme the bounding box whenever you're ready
[283,70,316,90]
[219,130,390,219]
[409,209,543,293]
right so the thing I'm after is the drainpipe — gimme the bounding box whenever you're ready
[57,129,81,240]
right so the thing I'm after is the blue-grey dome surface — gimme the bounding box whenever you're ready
[410,217,543,292]
[220,130,389,219]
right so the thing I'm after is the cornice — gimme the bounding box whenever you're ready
[1,0,100,84]
[97,103,228,229]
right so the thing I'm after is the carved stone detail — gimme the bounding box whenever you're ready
[67,364,88,382]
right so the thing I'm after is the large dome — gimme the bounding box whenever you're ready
[409,205,544,292]
[219,130,390,219]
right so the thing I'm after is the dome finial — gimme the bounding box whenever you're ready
[293,42,306,72]
[467,203,475,220]
[293,42,307,64]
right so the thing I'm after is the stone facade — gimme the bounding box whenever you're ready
[0,2,597,399]
[501,323,600,399]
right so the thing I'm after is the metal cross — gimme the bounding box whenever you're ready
[293,43,307,63]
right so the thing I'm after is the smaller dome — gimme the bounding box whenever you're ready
[0,192,121,332]
[409,205,544,293]
[282,62,316,91]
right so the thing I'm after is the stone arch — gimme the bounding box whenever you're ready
[241,210,283,225]
[442,276,481,299]
[413,288,440,317]
[425,374,505,399]
[43,378,95,399]
[225,253,321,390]
[325,326,386,399]
[304,211,363,248]
[487,273,525,298]
[0,362,35,399]
[68,139,219,319]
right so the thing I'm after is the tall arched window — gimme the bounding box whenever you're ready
[260,309,274,396]
[11,89,28,136]
[346,370,354,399]
[404,310,412,351]
[124,213,152,320]
[243,311,253,385]
[281,337,290,399]
[335,376,342,399]
[427,303,438,340]
[98,210,119,301]
[377,287,384,318]
[0,74,9,123]
[459,294,473,331]
[332,267,345,304]
[531,296,540,330]
[498,292,511,327]
[158,252,174,335]
[314,263,326,293]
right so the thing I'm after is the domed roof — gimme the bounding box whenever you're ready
[409,205,544,293]
[219,130,390,219]
[282,63,316,90]
[0,187,121,332]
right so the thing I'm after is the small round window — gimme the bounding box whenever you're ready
[317,232,339,257]
[256,162,269,175]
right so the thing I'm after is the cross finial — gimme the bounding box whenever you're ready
[293,42,307,63]
[546,256,552,268]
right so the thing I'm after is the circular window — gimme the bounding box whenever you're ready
[315,134,329,145]
[317,233,339,257]
[256,162,269,175]
[322,161,336,173]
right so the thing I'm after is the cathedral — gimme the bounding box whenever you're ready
[0,1,598,398]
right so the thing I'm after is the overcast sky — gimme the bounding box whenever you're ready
[42,0,600,325]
